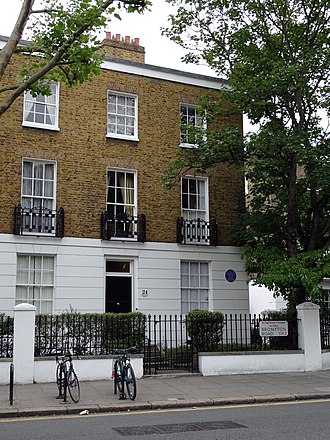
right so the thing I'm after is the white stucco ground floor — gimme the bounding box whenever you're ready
[0,234,249,316]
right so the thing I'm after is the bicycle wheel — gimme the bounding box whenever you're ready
[125,364,136,401]
[114,360,124,397]
[67,368,80,403]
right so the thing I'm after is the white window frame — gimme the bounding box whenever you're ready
[180,103,206,148]
[106,168,138,240]
[106,91,138,141]
[21,158,57,235]
[181,176,209,221]
[181,261,209,314]
[22,81,60,130]
[16,254,55,314]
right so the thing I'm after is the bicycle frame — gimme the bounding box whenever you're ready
[56,351,79,403]
[111,347,137,401]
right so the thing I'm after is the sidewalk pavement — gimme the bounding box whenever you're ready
[1,370,330,418]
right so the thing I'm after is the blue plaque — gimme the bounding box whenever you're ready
[225,269,236,282]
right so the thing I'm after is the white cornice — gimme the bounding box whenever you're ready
[101,59,227,90]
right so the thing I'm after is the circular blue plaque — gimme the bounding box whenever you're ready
[225,269,237,282]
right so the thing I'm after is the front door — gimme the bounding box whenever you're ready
[105,261,132,313]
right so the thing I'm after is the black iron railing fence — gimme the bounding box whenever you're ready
[0,315,13,358]
[220,313,298,351]
[144,314,195,374]
[34,313,146,357]
[34,312,299,359]
[320,312,330,349]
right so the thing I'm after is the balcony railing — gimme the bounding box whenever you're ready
[13,205,65,237]
[100,212,146,242]
[177,217,218,246]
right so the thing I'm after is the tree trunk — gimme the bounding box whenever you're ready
[287,153,298,257]
[288,287,307,311]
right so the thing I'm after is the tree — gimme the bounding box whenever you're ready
[163,0,330,310]
[0,0,150,116]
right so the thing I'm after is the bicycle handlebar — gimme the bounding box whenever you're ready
[110,346,136,355]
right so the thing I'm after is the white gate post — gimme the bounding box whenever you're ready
[13,303,36,384]
[296,302,322,371]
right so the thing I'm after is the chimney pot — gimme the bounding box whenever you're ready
[115,34,121,41]
[105,31,111,40]
[134,38,140,46]
[124,35,130,43]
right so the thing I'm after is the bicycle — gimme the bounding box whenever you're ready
[55,350,80,403]
[111,347,137,401]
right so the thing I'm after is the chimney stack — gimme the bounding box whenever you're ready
[102,32,145,63]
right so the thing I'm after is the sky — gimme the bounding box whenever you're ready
[0,0,214,76]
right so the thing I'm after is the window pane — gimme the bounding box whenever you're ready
[23,162,33,178]
[200,290,208,302]
[200,263,208,275]
[106,261,130,273]
[200,275,209,288]
[181,275,189,287]
[17,269,29,284]
[181,289,189,301]
[42,287,53,300]
[191,290,198,301]
[16,286,28,301]
[45,164,54,180]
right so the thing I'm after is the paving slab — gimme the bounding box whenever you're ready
[0,370,330,418]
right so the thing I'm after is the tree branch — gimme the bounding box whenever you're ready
[0,0,34,81]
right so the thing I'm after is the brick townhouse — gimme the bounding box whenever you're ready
[0,33,249,316]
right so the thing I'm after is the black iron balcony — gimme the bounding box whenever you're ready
[13,205,65,237]
[176,217,218,246]
[100,212,146,242]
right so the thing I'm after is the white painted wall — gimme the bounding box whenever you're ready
[0,234,249,316]
[34,356,144,383]
[199,351,305,375]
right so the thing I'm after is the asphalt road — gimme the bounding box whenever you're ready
[1,400,330,440]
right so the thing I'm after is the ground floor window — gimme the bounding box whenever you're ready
[181,261,209,314]
[16,255,55,313]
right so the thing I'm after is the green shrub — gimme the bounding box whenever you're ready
[101,312,146,352]
[186,310,224,352]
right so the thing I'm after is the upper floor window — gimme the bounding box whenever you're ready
[180,103,205,147]
[107,92,138,141]
[182,176,208,221]
[106,168,137,239]
[23,82,59,130]
[21,159,56,234]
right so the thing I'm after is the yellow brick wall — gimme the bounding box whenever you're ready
[0,54,244,245]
